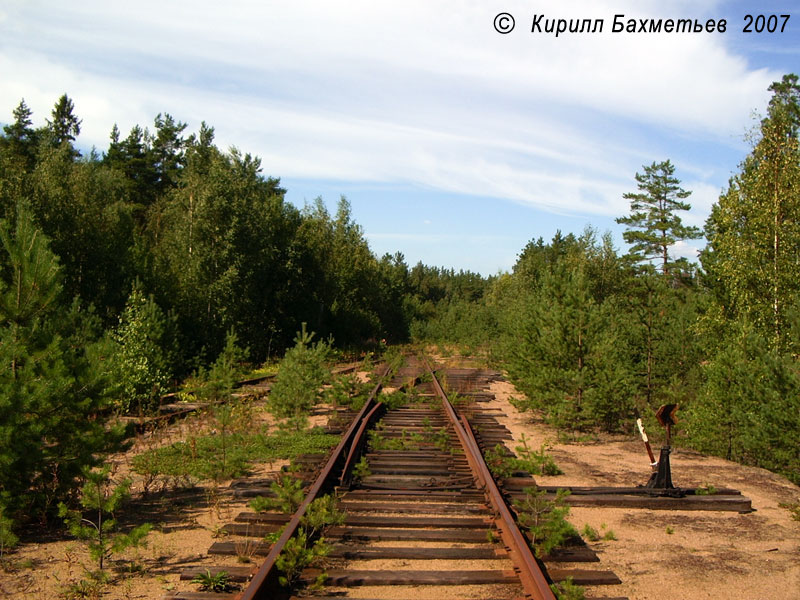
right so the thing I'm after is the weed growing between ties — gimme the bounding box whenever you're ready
[235,536,260,564]
[368,427,423,451]
[191,568,238,593]
[352,456,371,481]
[249,476,305,514]
[551,576,586,600]
[275,495,345,590]
[514,487,576,558]
[379,389,413,410]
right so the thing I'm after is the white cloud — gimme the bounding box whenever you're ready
[681,180,726,229]
[0,0,780,227]
[670,239,702,261]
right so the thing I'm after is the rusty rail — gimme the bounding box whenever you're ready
[339,400,384,487]
[425,359,556,600]
[238,367,388,600]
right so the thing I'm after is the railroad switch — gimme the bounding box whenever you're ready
[642,404,684,497]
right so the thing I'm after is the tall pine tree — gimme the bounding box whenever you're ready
[617,160,700,277]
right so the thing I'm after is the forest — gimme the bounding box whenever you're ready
[0,74,798,537]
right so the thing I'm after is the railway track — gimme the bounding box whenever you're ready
[164,355,625,600]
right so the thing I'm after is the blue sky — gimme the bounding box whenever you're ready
[2,1,798,274]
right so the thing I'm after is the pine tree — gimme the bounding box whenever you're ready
[616,160,701,276]
[0,205,122,519]
[2,99,38,167]
[506,261,632,432]
[687,321,800,484]
[46,94,82,148]
[58,465,152,575]
[267,324,331,430]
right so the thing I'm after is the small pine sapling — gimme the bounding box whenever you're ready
[581,523,600,542]
[197,328,248,403]
[352,457,371,481]
[514,487,575,558]
[275,494,343,590]
[551,576,586,600]
[58,465,152,578]
[515,434,563,476]
[249,476,305,514]
[301,495,345,539]
[275,531,329,588]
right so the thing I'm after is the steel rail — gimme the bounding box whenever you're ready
[425,359,556,600]
[339,400,384,487]
[238,367,388,600]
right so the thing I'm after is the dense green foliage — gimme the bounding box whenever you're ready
[0,101,417,370]
[692,74,800,482]
[0,97,418,525]
[110,284,175,413]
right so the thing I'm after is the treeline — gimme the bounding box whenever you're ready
[415,75,800,486]
[0,97,418,366]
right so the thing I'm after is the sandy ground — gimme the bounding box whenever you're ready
[0,391,330,600]
[487,378,800,600]
[2,362,798,600]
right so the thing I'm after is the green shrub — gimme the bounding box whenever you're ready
[268,324,331,431]
[0,504,18,561]
[352,457,371,481]
[325,373,372,410]
[110,284,175,414]
[514,488,575,558]
[551,576,585,600]
[275,494,343,589]
[581,523,600,542]
[249,476,304,514]
[515,435,563,476]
